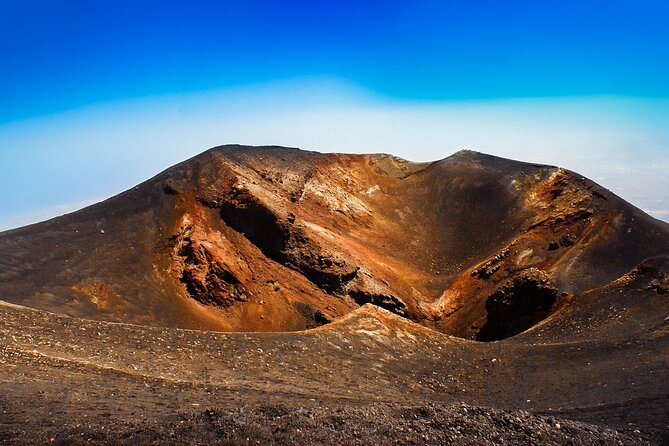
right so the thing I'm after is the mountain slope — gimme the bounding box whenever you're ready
[0,145,667,340]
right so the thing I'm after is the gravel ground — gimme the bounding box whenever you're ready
[0,403,653,446]
[0,300,666,445]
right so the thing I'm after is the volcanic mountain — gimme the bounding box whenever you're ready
[1,145,668,444]
[1,145,667,339]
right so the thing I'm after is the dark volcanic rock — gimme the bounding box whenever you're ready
[476,270,560,341]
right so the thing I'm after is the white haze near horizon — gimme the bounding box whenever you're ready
[1,77,668,231]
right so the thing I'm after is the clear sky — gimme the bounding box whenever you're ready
[1,0,669,229]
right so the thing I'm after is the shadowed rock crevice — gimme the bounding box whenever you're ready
[175,232,248,307]
[475,273,560,342]
[348,290,407,317]
[294,301,333,328]
[634,257,669,294]
[218,190,291,260]
[295,258,358,294]
[217,189,359,294]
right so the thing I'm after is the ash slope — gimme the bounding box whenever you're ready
[0,145,667,341]
[0,301,664,444]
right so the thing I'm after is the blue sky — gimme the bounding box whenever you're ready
[2,0,669,121]
[1,1,669,228]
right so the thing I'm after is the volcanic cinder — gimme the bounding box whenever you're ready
[0,145,668,445]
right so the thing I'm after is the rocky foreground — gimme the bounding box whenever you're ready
[0,402,652,445]
[0,297,666,444]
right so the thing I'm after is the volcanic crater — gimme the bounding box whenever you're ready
[1,145,668,445]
